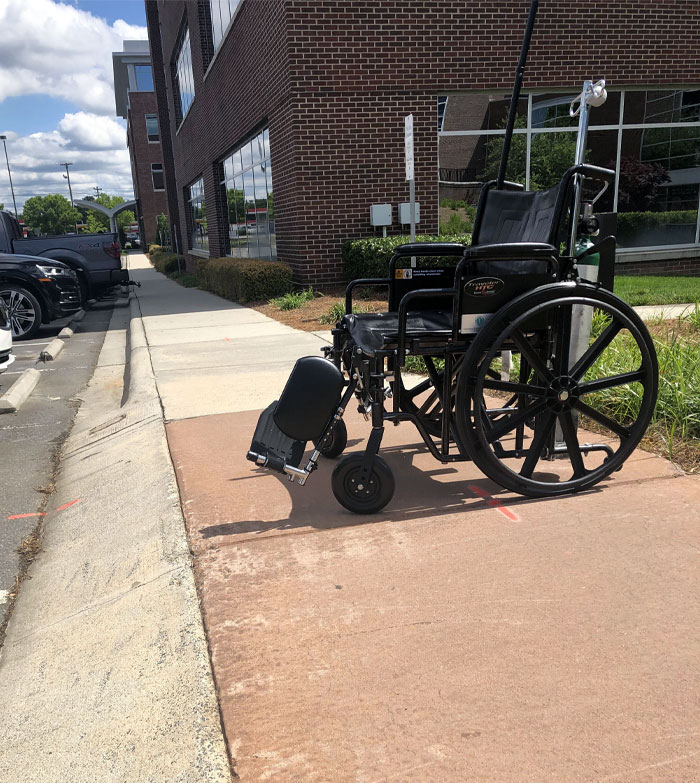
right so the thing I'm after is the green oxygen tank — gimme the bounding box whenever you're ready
[575,204,600,284]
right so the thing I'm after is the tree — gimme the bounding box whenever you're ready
[22,194,81,235]
[616,157,670,212]
[483,117,582,191]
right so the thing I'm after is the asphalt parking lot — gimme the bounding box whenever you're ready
[0,297,117,638]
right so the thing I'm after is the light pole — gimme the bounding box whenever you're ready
[0,135,18,218]
[59,162,78,233]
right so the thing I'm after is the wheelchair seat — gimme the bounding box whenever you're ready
[341,309,453,357]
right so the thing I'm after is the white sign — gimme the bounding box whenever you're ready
[404,114,414,181]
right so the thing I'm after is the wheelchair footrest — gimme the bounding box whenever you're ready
[246,401,307,474]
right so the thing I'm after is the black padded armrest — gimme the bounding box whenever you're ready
[345,277,390,315]
[463,241,556,258]
[393,242,467,257]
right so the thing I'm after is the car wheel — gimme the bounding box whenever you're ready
[0,286,42,340]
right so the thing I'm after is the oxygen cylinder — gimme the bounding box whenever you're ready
[575,236,600,285]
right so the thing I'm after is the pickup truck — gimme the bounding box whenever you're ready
[0,209,130,300]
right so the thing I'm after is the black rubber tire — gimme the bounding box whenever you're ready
[455,282,658,498]
[332,453,395,514]
[77,272,90,305]
[314,419,348,459]
[0,285,43,340]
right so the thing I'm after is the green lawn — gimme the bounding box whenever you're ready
[614,275,700,306]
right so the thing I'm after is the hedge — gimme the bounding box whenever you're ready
[342,233,472,280]
[617,210,697,239]
[195,257,293,303]
[150,251,184,275]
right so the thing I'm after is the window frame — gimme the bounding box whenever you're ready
[186,177,208,252]
[219,126,276,260]
[438,87,700,252]
[151,163,165,192]
[145,114,160,143]
[173,24,195,129]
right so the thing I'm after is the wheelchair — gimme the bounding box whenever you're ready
[246,1,659,513]
[247,160,658,513]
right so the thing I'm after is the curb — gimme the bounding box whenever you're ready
[39,337,64,361]
[58,308,85,339]
[0,288,233,782]
[0,368,41,414]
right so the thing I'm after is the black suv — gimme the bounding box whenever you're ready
[0,252,82,339]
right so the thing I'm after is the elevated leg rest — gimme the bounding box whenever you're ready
[246,401,307,474]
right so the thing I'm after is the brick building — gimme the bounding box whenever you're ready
[113,40,170,247]
[144,0,700,282]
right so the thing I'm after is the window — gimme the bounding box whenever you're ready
[438,88,700,250]
[134,64,154,91]
[145,114,159,143]
[208,0,242,55]
[187,178,208,251]
[220,128,275,259]
[173,27,195,124]
[151,163,164,191]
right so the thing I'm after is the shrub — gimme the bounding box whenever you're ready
[197,257,293,304]
[617,210,697,244]
[270,287,315,311]
[341,233,472,280]
[151,252,184,275]
[148,243,163,256]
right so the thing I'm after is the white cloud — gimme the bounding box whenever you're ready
[0,0,148,115]
[0,114,134,210]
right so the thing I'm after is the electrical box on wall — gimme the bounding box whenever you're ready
[399,202,420,224]
[369,204,392,226]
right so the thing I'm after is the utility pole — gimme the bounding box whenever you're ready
[0,135,18,218]
[93,185,103,198]
[60,162,78,234]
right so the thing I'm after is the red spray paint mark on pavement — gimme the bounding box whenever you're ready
[468,485,520,522]
[8,498,80,520]
[55,499,80,512]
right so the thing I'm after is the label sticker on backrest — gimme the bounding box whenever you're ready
[464,277,504,297]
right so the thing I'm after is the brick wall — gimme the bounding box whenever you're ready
[126,91,169,247]
[148,0,700,283]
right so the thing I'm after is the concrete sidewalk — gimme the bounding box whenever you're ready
[129,254,700,782]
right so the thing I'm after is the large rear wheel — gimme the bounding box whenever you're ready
[456,283,658,497]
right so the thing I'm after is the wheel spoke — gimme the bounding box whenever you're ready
[574,399,631,439]
[403,376,433,399]
[520,411,555,477]
[579,369,646,394]
[483,378,548,397]
[558,410,586,478]
[569,319,623,380]
[510,329,554,383]
[484,398,548,444]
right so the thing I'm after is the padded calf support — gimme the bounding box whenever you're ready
[274,356,345,442]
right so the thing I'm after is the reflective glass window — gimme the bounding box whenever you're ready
[175,28,194,123]
[134,65,154,91]
[187,177,208,251]
[219,127,275,259]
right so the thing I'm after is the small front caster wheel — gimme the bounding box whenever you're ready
[314,418,348,459]
[331,453,395,514]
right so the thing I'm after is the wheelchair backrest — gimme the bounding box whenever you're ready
[472,183,563,246]
[388,243,466,311]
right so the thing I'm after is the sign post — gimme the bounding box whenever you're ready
[405,114,416,267]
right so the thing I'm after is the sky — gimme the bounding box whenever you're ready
[0,0,149,212]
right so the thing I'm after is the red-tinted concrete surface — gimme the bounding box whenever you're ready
[167,408,700,782]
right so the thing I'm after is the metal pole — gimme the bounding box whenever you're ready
[0,136,18,218]
[496,0,538,189]
[60,162,78,233]
[409,178,416,242]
